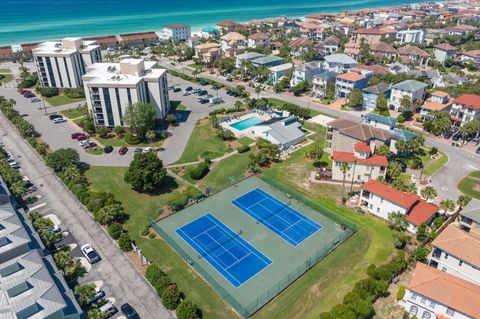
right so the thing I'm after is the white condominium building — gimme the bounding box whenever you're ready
[33,37,101,88]
[82,59,170,127]
[162,23,191,42]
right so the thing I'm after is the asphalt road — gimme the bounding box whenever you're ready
[0,112,172,319]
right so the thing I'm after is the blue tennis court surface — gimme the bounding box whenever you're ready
[232,188,322,246]
[176,213,271,288]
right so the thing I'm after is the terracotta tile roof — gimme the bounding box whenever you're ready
[305,13,335,19]
[397,45,429,57]
[434,43,458,51]
[336,72,366,81]
[408,262,480,319]
[248,32,269,40]
[422,101,449,111]
[84,35,118,45]
[431,90,449,97]
[361,179,420,208]
[217,20,242,28]
[357,64,390,75]
[119,31,158,41]
[406,200,438,226]
[289,38,313,47]
[0,46,13,55]
[354,28,394,35]
[328,119,393,142]
[332,151,388,166]
[323,36,340,45]
[20,42,40,52]
[453,94,480,110]
[354,141,371,153]
[432,224,480,268]
[370,42,397,54]
[463,50,480,58]
[221,32,246,42]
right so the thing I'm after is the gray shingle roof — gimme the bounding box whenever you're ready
[461,199,480,223]
[392,79,428,93]
[363,82,392,95]
[324,53,357,64]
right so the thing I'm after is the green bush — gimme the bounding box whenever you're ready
[162,286,181,310]
[189,163,209,180]
[169,198,189,212]
[176,300,199,319]
[237,145,250,153]
[125,132,141,145]
[397,285,406,300]
[107,223,124,240]
[141,224,151,236]
[64,88,85,99]
[37,86,59,97]
[145,264,165,285]
[118,233,133,252]
[154,275,170,296]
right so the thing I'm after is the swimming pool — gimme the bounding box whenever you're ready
[230,117,263,131]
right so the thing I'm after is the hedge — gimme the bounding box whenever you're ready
[189,163,209,180]
[125,132,141,145]
[397,285,406,301]
[237,145,250,153]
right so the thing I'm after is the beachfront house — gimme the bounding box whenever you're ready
[161,23,191,42]
[82,59,170,127]
[220,32,247,52]
[248,32,271,48]
[33,37,102,89]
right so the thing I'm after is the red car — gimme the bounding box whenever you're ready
[118,146,128,155]
[71,132,82,139]
[76,134,88,141]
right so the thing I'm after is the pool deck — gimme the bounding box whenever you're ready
[220,111,272,139]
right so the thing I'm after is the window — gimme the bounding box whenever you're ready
[420,297,426,304]
[459,260,463,266]
[441,267,447,272]
[409,305,418,315]
[429,301,436,309]
[376,207,380,213]
[421,311,431,319]
[411,292,418,300]
[0,262,23,277]
[16,303,42,319]
[446,308,455,316]
[445,253,448,259]
[381,198,384,203]
[7,281,32,298]
[102,88,114,126]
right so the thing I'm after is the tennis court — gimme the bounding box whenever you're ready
[176,213,271,288]
[232,188,321,246]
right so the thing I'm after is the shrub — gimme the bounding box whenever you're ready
[64,88,85,99]
[141,224,151,236]
[176,300,199,319]
[397,285,406,300]
[189,163,209,180]
[145,264,165,284]
[125,132,141,145]
[415,246,430,261]
[216,129,234,141]
[118,233,133,252]
[154,275,170,296]
[37,86,59,97]
[169,198,188,211]
[107,223,124,240]
[162,286,181,310]
[237,145,250,153]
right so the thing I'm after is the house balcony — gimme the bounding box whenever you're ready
[431,248,442,259]
[94,114,104,120]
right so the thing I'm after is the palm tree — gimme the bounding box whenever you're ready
[307,144,323,162]
[255,86,262,99]
[440,199,456,213]
[145,130,156,144]
[349,160,358,194]
[234,101,243,111]
[420,186,437,201]
[387,161,402,180]
[75,283,97,307]
[340,162,350,201]
[387,212,408,231]
[457,194,472,208]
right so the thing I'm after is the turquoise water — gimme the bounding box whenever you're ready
[231,117,263,131]
[1,0,421,46]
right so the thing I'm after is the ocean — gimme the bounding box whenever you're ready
[1,0,420,46]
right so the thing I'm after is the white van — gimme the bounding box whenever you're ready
[99,302,116,317]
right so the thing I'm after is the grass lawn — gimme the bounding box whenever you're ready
[85,147,103,155]
[85,167,238,319]
[423,151,448,176]
[0,69,11,73]
[176,104,187,111]
[46,95,85,107]
[176,118,228,164]
[255,148,394,319]
[237,137,254,146]
[187,63,203,71]
[61,107,85,119]
[0,74,14,84]
[458,170,480,200]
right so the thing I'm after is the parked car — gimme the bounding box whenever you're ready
[476,147,480,154]
[443,131,453,139]
[99,301,117,318]
[76,134,88,141]
[104,146,114,153]
[452,133,462,141]
[84,142,97,149]
[87,287,106,305]
[71,132,83,139]
[193,88,201,93]
[49,114,63,120]
[24,92,35,98]
[199,80,208,86]
[449,126,459,133]
[79,140,91,147]
[185,86,193,91]
[46,225,61,233]
[8,162,20,169]
[197,90,208,96]
[31,98,41,103]
[81,244,100,264]
[121,303,139,319]
[173,87,181,93]
[142,147,153,153]
[133,148,142,155]
[182,90,191,96]
[53,117,66,124]
[118,146,128,155]
[472,136,480,146]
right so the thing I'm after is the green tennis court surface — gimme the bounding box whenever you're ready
[152,177,353,318]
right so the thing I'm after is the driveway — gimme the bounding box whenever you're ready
[0,113,172,319]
